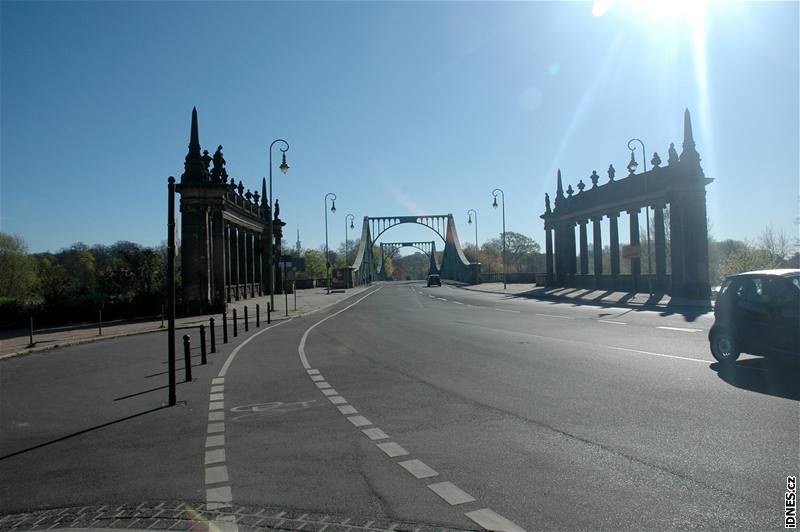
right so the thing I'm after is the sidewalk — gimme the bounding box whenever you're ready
[0,285,372,360]
[448,281,713,310]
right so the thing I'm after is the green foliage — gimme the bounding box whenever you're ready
[0,233,39,301]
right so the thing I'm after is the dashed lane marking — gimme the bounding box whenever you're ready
[307,369,321,375]
[598,320,627,325]
[605,345,708,363]
[427,481,475,505]
[208,422,225,433]
[211,385,225,393]
[362,428,389,440]
[210,401,225,411]
[209,411,225,422]
[205,465,229,484]
[535,313,573,319]
[398,459,439,479]
[657,326,703,332]
[206,434,225,448]
[310,375,326,382]
[205,449,226,465]
[210,393,225,402]
[321,388,338,396]
[316,382,332,389]
[347,415,372,427]
[465,508,526,532]
[495,308,520,313]
[337,405,358,415]
[452,301,465,305]
[376,442,409,457]
[436,297,448,301]
[328,396,348,405]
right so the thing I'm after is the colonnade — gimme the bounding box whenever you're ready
[223,223,265,302]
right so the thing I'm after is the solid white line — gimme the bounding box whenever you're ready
[657,326,703,332]
[598,320,627,325]
[361,428,389,440]
[427,481,475,505]
[219,319,291,377]
[376,442,409,457]
[495,308,520,313]
[347,415,372,427]
[298,287,383,369]
[605,345,708,363]
[398,459,439,479]
[536,313,573,319]
[205,465,229,485]
[465,509,525,532]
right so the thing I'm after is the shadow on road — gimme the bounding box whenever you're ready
[710,358,800,401]
[0,405,171,462]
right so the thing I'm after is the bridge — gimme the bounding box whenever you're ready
[377,241,439,280]
[349,214,479,285]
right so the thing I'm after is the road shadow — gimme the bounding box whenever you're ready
[710,358,800,401]
[0,405,172,462]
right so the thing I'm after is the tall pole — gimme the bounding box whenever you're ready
[492,189,506,290]
[166,176,177,406]
[628,138,653,298]
[268,139,290,311]
[345,214,355,266]
[467,209,478,254]
[325,193,337,294]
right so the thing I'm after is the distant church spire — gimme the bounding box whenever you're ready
[295,226,302,254]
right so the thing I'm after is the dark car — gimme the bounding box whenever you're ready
[427,274,441,287]
[709,269,800,362]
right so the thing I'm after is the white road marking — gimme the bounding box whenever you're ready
[337,405,358,415]
[316,382,332,389]
[206,435,225,448]
[209,401,225,411]
[211,385,225,393]
[298,287,383,369]
[536,313,573,319]
[427,481,475,505]
[208,411,225,422]
[428,295,435,299]
[605,345,708,363]
[436,297,448,301]
[321,388,338,396]
[205,449,226,465]
[452,301,465,305]
[347,415,372,427]
[465,509,526,532]
[310,375,326,382]
[495,308,520,313]
[657,326,703,332]
[307,369,320,375]
[376,442,409,457]
[205,465,229,484]
[598,320,627,325]
[207,422,225,434]
[219,319,291,377]
[210,393,224,402]
[212,377,225,385]
[206,486,233,506]
[398,459,439,479]
[328,396,347,405]
[361,428,389,440]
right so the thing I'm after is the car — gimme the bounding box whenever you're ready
[427,274,442,287]
[709,269,800,363]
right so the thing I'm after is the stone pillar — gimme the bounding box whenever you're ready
[210,209,226,311]
[250,231,256,297]
[225,224,232,302]
[179,200,211,315]
[653,204,667,292]
[592,216,603,288]
[256,234,263,296]
[673,189,711,299]
[568,223,577,278]
[629,209,641,291]
[554,224,564,284]
[609,212,620,288]
[579,221,588,275]
[234,227,241,301]
[545,225,554,285]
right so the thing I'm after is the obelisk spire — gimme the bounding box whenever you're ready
[181,107,207,183]
[679,108,702,173]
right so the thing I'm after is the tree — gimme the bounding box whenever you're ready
[0,233,39,302]
[486,231,541,272]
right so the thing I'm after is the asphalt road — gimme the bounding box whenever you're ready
[1,281,797,530]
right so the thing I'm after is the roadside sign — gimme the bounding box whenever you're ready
[622,245,641,259]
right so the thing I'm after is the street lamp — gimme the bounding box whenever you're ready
[492,189,507,290]
[324,192,337,294]
[627,138,654,299]
[467,209,478,257]
[268,139,289,310]
[345,214,355,266]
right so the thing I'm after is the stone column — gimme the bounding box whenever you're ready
[629,209,641,292]
[592,216,603,288]
[568,223,577,278]
[653,204,667,292]
[225,224,232,302]
[579,221,588,275]
[609,212,620,288]
[554,224,564,284]
[234,227,241,301]
[545,225,554,285]
[210,209,226,310]
[250,231,256,297]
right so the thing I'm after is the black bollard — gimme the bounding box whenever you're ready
[98,309,103,336]
[209,317,216,353]
[183,334,192,382]
[200,325,207,365]
[222,312,228,344]
[244,305,249,332]
[28,316,34,347]
[267,302,271,324]
[256,304,260,327]
[233,308,238,337]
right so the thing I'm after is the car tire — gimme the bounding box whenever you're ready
[710,329,740,363]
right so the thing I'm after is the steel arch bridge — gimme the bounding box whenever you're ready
[377,241,440,279]
[350,214,479,285]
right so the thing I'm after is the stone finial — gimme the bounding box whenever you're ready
[607,164,615,181]
[545,193,551,214]
[667,142,679,165]
[590,170,600,187]
[577,180,585,193]
[566,184,574,197]
[651,152,662,168]
[237,180,244,196]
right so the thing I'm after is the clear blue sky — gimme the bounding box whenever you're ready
[2,1,798,254]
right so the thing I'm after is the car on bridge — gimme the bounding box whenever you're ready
[709,269,800,363]
[427,274,441,287]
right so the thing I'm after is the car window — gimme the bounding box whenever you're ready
[718,277,734,296]
[768,277,800,305]
[735,277,767,304]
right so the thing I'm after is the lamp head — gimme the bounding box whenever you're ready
[468,214,473,224]
[492,197,498,209]
[280,152,290,174]
[330,199,336,213]
[627,151,638,174]
[350,221,355,229]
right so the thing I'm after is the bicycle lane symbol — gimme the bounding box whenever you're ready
[230,400,321,422]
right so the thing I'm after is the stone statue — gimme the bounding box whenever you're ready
[607,164,616,181]
[212,145,226,182]
[668,142,679,165]
[274,199,280,219]
[202,150,212,174]
[545,193,551,213]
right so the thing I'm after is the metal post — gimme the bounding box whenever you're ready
[28,316,34,347]
[233,308,238,337]
[256,303,261,327]
[222,311,228,344]
[268,139,290,312]
[492,189,507,290]
[199,325,207,365]
[210,317,216,353]
[285,279,289,316]
[628,138,654,298]
[244,305,249,332]
[324,192,336,294]
[167,176,176,406]
[98,309,103,336]
[160,304,164,328]
[294,280,297,311]
[182,334,192,382]
[467,209,478,255]
[267,301,271,324]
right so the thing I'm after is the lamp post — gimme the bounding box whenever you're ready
[345,214,355,266]
[267,139,290,310]
[492,189,507,290]
[627,138,653,299]
[467,209,478,257]
[324,193,337,294]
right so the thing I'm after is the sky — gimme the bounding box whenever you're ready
[1,1,798,256]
